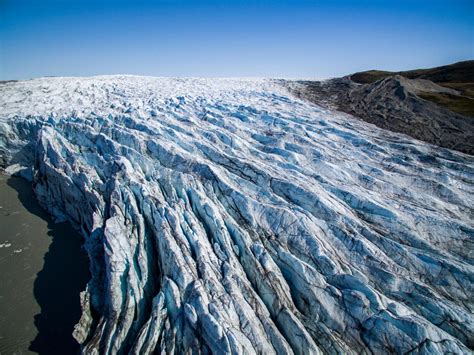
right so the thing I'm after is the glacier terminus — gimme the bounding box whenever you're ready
[0,76,473,354]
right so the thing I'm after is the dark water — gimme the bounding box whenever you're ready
[0,174,90,354]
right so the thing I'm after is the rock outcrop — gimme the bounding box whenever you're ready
[291,76,474,154]
[1,76,473,354]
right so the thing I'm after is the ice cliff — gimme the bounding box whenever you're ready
[0,76,473,354]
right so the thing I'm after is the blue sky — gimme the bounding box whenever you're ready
[1,0,473,79]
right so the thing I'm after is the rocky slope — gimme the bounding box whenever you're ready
[0,76,473,354]
[349,60,474,85]
[349,60,474,117]
[291,76,474,154]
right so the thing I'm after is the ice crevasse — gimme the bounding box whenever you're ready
[0,76,473,354]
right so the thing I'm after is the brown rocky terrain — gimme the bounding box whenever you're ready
[290,61,474,155]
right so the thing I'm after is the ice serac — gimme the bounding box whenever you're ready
[0,76,473,354]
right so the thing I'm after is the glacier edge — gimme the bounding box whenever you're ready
[0,76,473,354]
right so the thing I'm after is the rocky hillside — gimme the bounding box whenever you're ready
[350,60,474,84]
[291,61,474,154]
[1,76,473,354]
[350,60,474,117]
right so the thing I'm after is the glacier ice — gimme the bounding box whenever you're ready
[0,76,473,354]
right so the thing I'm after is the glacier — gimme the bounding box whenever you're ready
[0,76,473,354]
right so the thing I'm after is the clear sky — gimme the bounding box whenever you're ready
[1,0,473,79]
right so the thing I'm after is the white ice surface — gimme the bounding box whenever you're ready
[1,76,473,354]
